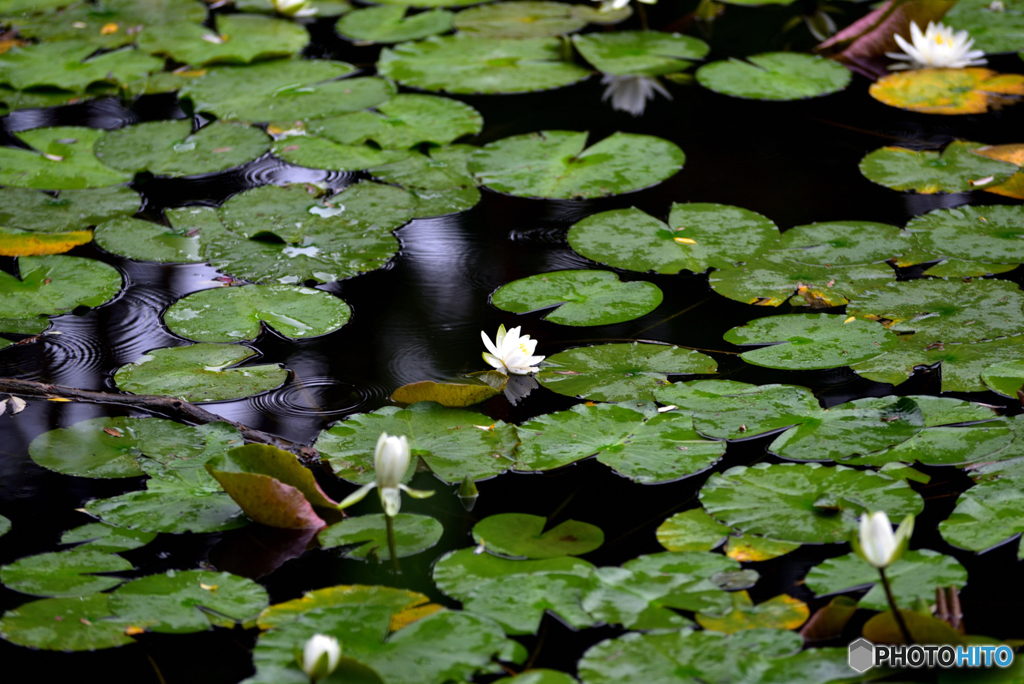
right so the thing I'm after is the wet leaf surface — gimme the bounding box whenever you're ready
[0,548,133,597]
[0,127,131,189]
[572,30,709,76]
[869,68,1024,115]
[472,513,603,558]
[319,513,443,560]
[696,52,850,100]
[859,141,1018,194]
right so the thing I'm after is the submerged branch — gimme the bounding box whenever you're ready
[0,377,320,464]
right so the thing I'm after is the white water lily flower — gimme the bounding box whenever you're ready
[299,634,341,681]
[593,0,655,12]
[273,0,317,17]
[600,74,672,117]
[481,324,545,375]
[855,511,915,569]
[885,21,987,70]
[337,433,433,516]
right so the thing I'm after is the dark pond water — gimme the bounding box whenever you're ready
[1,5,1024,682]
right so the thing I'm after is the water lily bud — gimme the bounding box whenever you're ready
[273,0,317,17]
[855,511,914,569]
[299,634,341,681]
[374,433,410,489]
[457,475,479,511]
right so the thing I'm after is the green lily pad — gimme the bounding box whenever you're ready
[378,35,591,94]
[491,270,662,326]
[847,419,1015,467]
[235,0,356,14]
[272,136,412,172]
[697,52,851,100]
[656,508,731,552]
[848,278,1024,345]
[204,182,416,283]
[0,40,163,91]
[336,5,453,43]
[537,343,717,401]
[319,514,444,560]
[945,0,1024,54]
[725,313,897,370]
[138,13,308,66]
[0,186,139,234]
[568,204,779,275]
[433,548,594,602]
[0,126,130,189]
[109,570,268,634]
[368,145,482,217]
[164,284,350,343]
[315,402,519,484]
[982,359,1024,398]
[516,402,725,482]
[772,220,910,266]
[472,513,603,559]
[93,206,216,263]
[494,671,577,684]
[454,1,588,38]
[180,60,393,122]
[696,591,809,633]
[0,515,9,537]
[0,549,133,597]
[806,549,967,612]
[469,130,684,199]
[709,254,895,307]
[859,141,1019,194]
[572,31,709,76]
[699,463,924,544]
[0,255,121,323]
[60,523,156,553]
[258,584,437,628]
[94,120,270,178]
[906,204,1024,266]
[939,479,1024,556]
[29,417,242,479]
[391,370,506,407]
[724,536,801,562]
[0,594,135,651]
[114,344,288,403]
[303,95,482,149]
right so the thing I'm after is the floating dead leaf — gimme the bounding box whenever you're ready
[102,427,123,437]
[985,171,1024,201]
[972,143,1024,167]
[869,68,1024,115]
[100,23,119,35]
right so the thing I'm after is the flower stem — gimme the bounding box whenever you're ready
[385,513,399,574]
[879,567,914,644]
[636,2,649,30]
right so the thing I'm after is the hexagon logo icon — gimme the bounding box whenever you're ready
[849,638,875,673]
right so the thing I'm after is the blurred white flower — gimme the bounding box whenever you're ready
[481,324,544,375]
[299,634,340,681]
[886,21,986,70]
[600,74,672,116]
[593,0,655,12]
[273,0,317,18]
[855,511,914,569]
[337,433,433,516]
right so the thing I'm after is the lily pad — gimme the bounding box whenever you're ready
[138,13,308,66]
[945,0,1024,54]
[94,207,216,264]
[859,141,1019,194]
[469,130,684,199]
[94,120,270,178]
[434,548,594,598]
[29,417,242,479]
[60,523,156,553]
[537,343,717,401]
[847,419,1015,467]
[0,228,92,256]
[204,182,417,283]
[455,1,588,38]
[303,95,482,149]
[656,509,731,552]
[390,371,506,407]
[378,35,591,94]
[109,570,268,633]
[0,126,130,189]
[516,402,725,482]
[0,515,9,537]
[572,31,709,76]
[771,220,910,266]
[725,536,801,562]
[472,513,603,559]
[568,204,779,275]
[180,60,394,122]
[315,402,519,484]
[659,381,820,441]
[982,360,1024,398]
[0,255,121,323]
[939,479,1024,555]
[699,463,924,544]
[696,591,809,633]
[0,594,135,651]
[164,284,350,343]
[336,5,453,44]
[493,671,577,684]
[869,68,1024,115]
[114,344,288,403]
[0,186,139,234]
[272,136,411,172]
[806,549,967,612]
[491,270,662,326]
[367,146,481,216]
[710,253,895,307]
[319,514,443,560]
[0,40,163,91]
[696,52,851,100]
[906,204,1024,266]
[724,313,897,370]
[0,549,133,597]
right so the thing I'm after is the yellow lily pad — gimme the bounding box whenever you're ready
[695,590,809,633]
[724,535,800,562]
[390,371,506,407]
[985,171,1024,200]
[972,143,1024,167]
[869,68,1024,115]
[0,228,92,256]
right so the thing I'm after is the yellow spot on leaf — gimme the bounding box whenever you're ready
[844,316,856,324]
[125,626,146,635]
[674,237,698,244]
[725,536,799,562]
[100,23,119,35]
[48,398,72,402]
[389,603,443,632]
[696,591,809,633]
[473,423,495,431]
[0,39,27,55]
[0,230,92,256]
